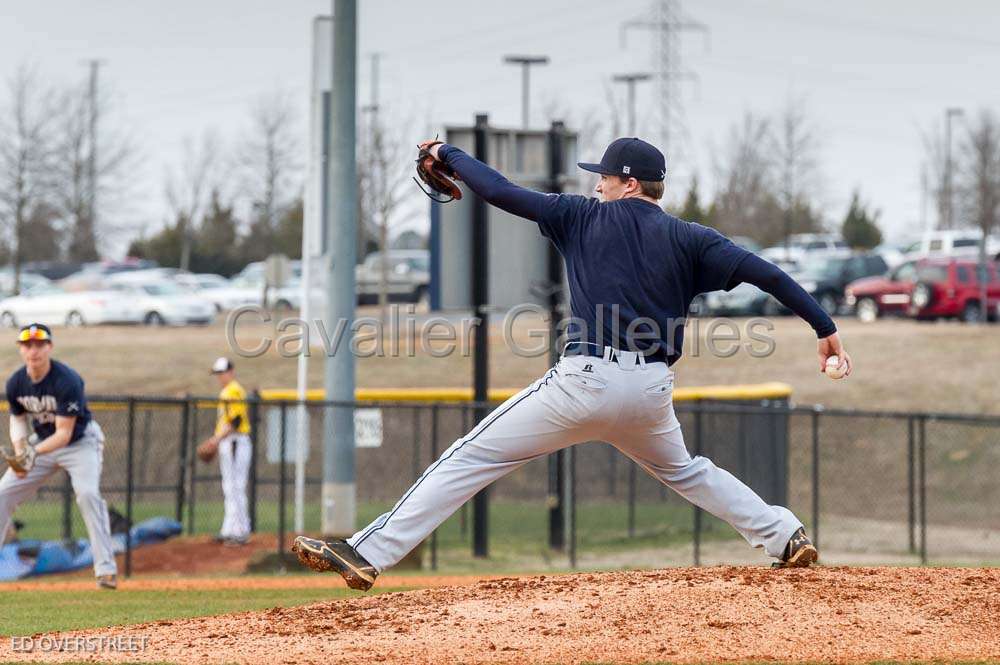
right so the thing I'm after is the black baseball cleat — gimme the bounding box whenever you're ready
[772,527,819,568]
[97,574,118,590]
[292,536,378,591]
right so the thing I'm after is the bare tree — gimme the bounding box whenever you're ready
[237,90,301,263]
[0,66,56,294]
[358,107,420,317]
[711,111,777,242]
[920,124,950,230]
[165,131,221,270]
[956,109,1000,322]
[771,97,822,245]
[51,79,138,263]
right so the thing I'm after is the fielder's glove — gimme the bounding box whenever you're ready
[197,438,219,463]
[2,434,38,475]
[413,141,462,203]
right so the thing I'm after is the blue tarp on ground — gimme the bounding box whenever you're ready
[0,517,181,581]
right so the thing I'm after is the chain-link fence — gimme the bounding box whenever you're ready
[6,395,1000,576]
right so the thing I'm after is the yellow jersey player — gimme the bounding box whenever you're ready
[199,357,251,546]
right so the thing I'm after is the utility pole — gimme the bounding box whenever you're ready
[612,73,653,135]
[943,107,964,229]
[362,53,389,319]
[502,55,549,129]
[622,0,706,159]
[323,0,358,538]
[85,59,103,261]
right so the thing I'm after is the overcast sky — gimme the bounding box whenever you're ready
[3,0,999,257]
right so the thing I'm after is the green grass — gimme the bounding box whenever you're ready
[15,497,738,564]
[0,585,398,636]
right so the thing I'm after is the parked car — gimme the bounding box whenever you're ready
[729,236,762,253]
[789,253,890,315]
[355,250,430,305]
[760,234,851,264]
[0,283,140,328]
[901,230,1000,261]
[0,269,51,297]
[693,282,772,317]
[845,258,1000,323]
[174,273,230,292]
[108,282,216,326]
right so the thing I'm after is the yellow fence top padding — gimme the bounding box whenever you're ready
[258,382,792,403]
[0,383,792,411]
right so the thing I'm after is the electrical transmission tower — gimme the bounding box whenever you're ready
[622,0,707,166]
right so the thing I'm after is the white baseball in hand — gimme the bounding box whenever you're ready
[825,355,847,380]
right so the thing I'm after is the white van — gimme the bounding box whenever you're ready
[902,230,1000,260]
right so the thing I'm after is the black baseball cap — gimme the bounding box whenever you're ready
[17,323,53,344]
[578,137,666,182]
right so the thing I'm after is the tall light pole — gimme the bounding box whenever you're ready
[502,55,549,129]
[612,73,653,135]
[944,107,964,229]
[323,0,358,537]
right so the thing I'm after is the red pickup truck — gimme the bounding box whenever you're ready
[845,258,1000,323]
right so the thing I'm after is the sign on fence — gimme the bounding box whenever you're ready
[266,406,382,463]
[354,408,383,448]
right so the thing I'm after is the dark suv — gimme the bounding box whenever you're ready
[765,253,888,315]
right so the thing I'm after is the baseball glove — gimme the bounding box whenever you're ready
[197,438,219,463]
[2,438,37,475]
[413,141,462,203]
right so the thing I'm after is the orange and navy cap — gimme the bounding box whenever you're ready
[17,323,53,344]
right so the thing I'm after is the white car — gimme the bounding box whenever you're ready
[0,270,51,297]
[109,282,216,326]
[760,234,851,264]
[901,230,1000,261]
[0,283,141,328]
[174,273,230,291]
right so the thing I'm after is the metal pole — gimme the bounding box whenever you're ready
[187,402,198,535]
[460,406,469,537]
[62,474,72,540]
[322,0,359,537]
[411,408,421,481]
[521,65,529,129]
[431,404,439,570]
[907,416,915,553]
[279,403,288,563]
[811,409,820,550]
[175,398,191,523]
[502,56,549,129]
[568,445,577,569]
[88,60,100,253]
[249,391,260,532]
[547,120,565,551]
[627,463,637,537]
[693,402,703,566]
[471,113,490,558]
[919,416,928,564]
[125,398,135,578]
[612,73,652,136]
[944,107,964,229]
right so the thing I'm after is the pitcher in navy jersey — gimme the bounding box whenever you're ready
[293,137,851,590]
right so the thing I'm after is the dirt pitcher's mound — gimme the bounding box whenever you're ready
[10,566,1000,664]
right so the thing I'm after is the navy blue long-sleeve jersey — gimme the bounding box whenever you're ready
[6,360,93,443]
[438,144,836,365]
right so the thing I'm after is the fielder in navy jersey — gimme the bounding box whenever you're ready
[294,137,852,590]
[1,323,118,589]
